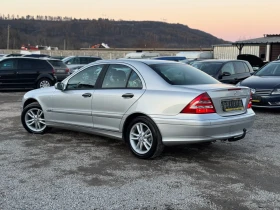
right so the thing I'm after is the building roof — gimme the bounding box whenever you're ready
[235,35,280,44]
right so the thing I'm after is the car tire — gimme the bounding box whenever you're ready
[37,78,52,89]
[126,116,164,159]
[21,102,50,134]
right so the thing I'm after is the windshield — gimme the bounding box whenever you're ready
[191,62,223,76]
[62,57,72,63]
[255,62,280,76]
[149,63,219,85]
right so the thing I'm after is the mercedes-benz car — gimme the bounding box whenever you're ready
[21,59,255,159]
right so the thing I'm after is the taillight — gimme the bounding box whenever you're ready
[247,91,252,109]
[66,68,70,73]
[181,92,216,114]
[52,69,55,74]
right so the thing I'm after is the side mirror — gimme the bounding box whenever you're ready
[55,82,64,91]
[222,72,231,77]
[66,62,71,65]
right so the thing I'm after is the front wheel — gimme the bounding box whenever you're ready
[126,116,164,159]
[21,102,50,134]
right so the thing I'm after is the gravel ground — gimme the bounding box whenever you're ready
[0,91,280,210]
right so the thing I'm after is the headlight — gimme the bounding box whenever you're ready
[271,89,280,95]
[236,82,241,87]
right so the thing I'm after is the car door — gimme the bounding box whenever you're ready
[92,64,145,132]
[0,59,18,88]
[219,62,237,84]
[17,59,41,87]
[49,64,105,128]
[233,61,251,82]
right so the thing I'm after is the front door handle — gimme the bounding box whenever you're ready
[82,93,92,98]
[122,93,134,98]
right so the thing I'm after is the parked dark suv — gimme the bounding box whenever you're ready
[0,57,69,89]
[191,60,254,84]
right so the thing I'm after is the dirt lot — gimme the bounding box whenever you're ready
[0,91,280,210]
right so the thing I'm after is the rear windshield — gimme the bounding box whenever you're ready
[191,62,223,76]
[48,60,67,68]
[149,63,220,85]
[255,62,280,76]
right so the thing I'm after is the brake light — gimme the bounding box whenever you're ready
[52,69,55,74]
[247,91,252,109]
[66,68,70,73]
[181,92,216,114]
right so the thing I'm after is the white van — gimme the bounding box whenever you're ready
[125,51,160,59]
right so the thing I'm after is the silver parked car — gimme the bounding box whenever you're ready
[21,60,255,159]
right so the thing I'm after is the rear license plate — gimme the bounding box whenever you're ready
[221,99,244,112]
[56,70,65,73]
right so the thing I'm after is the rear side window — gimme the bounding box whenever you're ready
[149,63,219,85]
[32,60,51,69]
[192,62,222,76]
[48,60,67,68]
[234,62,246,74]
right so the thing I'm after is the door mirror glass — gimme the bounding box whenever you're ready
[55,82,64,91]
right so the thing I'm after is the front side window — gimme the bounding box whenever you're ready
[221,62,235,75]
[102,64,132,88]
[0,59,16,70]
[234,62,246,74]
[67,65,104,90]
[150,63,219,85]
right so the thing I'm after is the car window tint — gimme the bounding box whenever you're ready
[127,71,143,89]
[221,62,235,75]
[149,63,219,85]
[102,64,131,88]
[243,62,250,72]
[192,62,222,76]
[256,63,280,76]
[33,60,50,69]
[48,60,67,68]
[80,57,89,64]
[0,59,16,70]
[67,65,104,90]
[18,59,32,69]
[234,62,246,74]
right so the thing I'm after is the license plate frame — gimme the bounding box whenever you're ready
[221,98,244,112]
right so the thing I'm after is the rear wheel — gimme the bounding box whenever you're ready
[126,116,164,159]
[21,102,50,134]
[37,78,52,89]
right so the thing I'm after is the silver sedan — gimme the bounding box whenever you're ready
[21,59,255,159]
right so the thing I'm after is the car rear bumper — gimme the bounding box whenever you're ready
[152,109,255,146]
[55,74,69,81]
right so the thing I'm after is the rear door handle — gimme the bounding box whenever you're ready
[82,93,92,98]
[122,93,134,98]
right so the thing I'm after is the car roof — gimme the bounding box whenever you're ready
[192,59,246,63]
[115,59,180,65]
[0,57,58,61]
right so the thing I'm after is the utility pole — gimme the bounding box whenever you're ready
[7,25,10,49]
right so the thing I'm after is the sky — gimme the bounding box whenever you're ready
[2,0,280,41]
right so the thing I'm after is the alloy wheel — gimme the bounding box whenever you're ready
[129,123,153,154]
[24,108,46,132]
